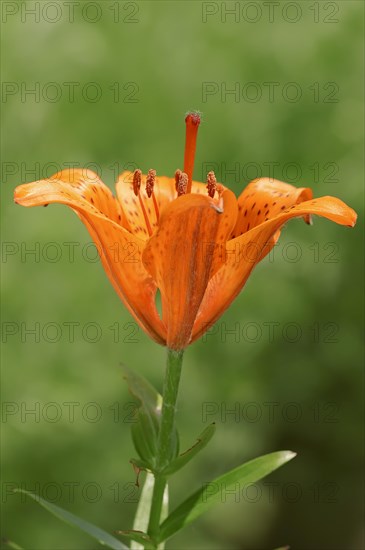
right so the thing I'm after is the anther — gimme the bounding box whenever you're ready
[132,169,142,196]
[146,169,156,198]
[146,168,160,222]
[206,171,217,198]
[132,169,153,236]
[175,169,188,196]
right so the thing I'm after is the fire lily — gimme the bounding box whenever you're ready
[14,112,357,350]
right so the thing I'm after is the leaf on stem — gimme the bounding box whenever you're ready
[1,539,24,550]
[159,450,296,542]
[162,423,216,476]
[115,530,153,545]
[121,364,162,468]
[14,490,128,550]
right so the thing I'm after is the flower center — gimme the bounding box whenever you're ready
[131,112,219,237]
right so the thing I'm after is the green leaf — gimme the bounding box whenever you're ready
[159,450,296,542]
[14,490,128,550]
[1,539,24,550]
[122,364,162,467]
[162,423,216,476]
[131,472,155,550]
[116,530,153,545]
[131,408,159,465]
[130,473,168,550]
[122,364,179,469]
[121,364,162,418]
[130,458,151,472]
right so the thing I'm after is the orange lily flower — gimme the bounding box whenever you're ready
[14,112,357,350]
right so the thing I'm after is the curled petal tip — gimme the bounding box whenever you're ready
[14,184,27,204]
[348,209,357,227]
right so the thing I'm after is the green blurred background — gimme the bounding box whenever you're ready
[1,1,364,549]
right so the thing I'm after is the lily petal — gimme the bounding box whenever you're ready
[192,195,357,341]
[14,170,166,344]
[232,178,313,237]
[14,169,127,226]
[142,190,237,350]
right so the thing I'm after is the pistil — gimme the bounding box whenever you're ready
[183,111,201,193]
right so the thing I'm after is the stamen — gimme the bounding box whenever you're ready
[132,169,153,236]
[146,168,160,223]
[132,169,142,195]
[215,183,226,212]
[206,171,217,198]
[216,183,225,196]
[175,169,188,196]
[184,111,201,193]
[145,169,156,198]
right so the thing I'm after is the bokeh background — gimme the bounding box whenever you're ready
[1,1,364,549]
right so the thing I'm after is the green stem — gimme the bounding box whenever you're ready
[147,348,184,546]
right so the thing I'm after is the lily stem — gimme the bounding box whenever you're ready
[147,348,184,546]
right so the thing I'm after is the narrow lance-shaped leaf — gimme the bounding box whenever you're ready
[1,539,24,550]
[159,450,296,542]
[131,472,155,550]
[162,423,216,476]
[115,530,153,546]
[15,490,128,550]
